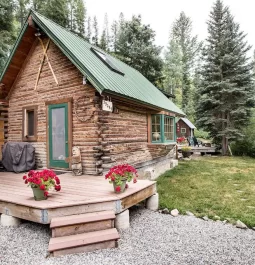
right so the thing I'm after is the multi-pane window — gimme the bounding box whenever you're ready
[22,106,37,142]
[164,116,174,141]
[181,128,186,134]
[151,115,161,142]
[151,115,175,143]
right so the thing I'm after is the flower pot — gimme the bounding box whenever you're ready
[31,187,47,201]
[113,179,127,193]
[182,151,191,158]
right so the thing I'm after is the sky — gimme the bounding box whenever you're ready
[85,0,255,55]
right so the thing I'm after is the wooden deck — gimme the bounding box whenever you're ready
[178,146,217,153]
[0,172,156,224]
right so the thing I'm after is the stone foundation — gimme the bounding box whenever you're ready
[137,157,178,180]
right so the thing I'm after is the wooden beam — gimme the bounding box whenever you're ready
[37,37,59,87]
[34,38,51,90]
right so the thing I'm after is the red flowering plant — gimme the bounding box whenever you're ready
[177,137,186,144]
[23,169,61,198]
[105,164,138,193]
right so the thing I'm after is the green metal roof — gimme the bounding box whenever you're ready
[1,10,185,116]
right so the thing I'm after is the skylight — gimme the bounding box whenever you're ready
[91,48,125,76]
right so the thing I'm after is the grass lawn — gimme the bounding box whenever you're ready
[157,156,255,227]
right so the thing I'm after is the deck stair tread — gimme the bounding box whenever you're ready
[48,228,119,252]
[50,210,115,228]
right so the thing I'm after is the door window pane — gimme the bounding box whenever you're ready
[52,108,66,160]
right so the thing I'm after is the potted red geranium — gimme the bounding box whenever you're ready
[23,169,61,200]
[105,164,138,193]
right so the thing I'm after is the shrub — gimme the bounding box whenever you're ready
[181,146,192,152]
[231,109,255,157]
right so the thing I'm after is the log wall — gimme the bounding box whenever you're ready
[97,102,176,172]
[8,37,99,174]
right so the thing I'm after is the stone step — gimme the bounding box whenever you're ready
[50,211,116,237]
[49,228,119,257]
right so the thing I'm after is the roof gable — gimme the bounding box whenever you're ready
[180,118,196,129]
[0,10,185,116]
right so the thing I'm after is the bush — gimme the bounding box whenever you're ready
[231,109,255,157]
[181,146,192,152]
[194,129,210,140]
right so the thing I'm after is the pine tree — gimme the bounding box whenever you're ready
[196,0,254,155]
[92,16,99,46]
[31,0,45,12]
[100,13,110,51]
[111,20,118,52]
[171,12,202,111]
[43,0,69,27]
[69,0,85,37]
[86,16,91,42]
[163,39,183,106]
[0,0,16,74]
[14,0,30,28]
[115,15,163,85]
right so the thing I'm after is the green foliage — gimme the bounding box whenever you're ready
[169,12,202,114]
[194,129,210,140]
[196,0,255,155]
[115,15,163,86]
[157,156,255,227]
[99,14,110,51]
[231,109,255,157]
[162,39,183,106]
[92,16,99,46]
[69,0,86,37]
[14,0,30,27]
[43,0,69,27]
[0,0,16,74]
[181,146,192,152]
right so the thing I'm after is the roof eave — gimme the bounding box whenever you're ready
[103,90,185,116]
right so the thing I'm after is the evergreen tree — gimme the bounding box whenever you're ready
[31,0,45,12]
[196,0,254,155]
[171,12,202,111]
[69,0,85,37]
[43,0,69,27]
[111,20,118,52]
[115,15,163,85]
[92,16,99,46]
[0,0,16,74]
[14,0,30,28]
[100,13,110,51]
[163,39,183,106]
[86,16,91,42]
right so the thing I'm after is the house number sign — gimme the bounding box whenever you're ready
[102,100,113,112]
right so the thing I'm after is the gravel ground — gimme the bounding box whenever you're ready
[0,208,255,265]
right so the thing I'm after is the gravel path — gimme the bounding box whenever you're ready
[0,208,254,265]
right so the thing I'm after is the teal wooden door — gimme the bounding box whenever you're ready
[48,103,69,168]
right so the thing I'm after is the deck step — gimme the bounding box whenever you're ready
[50,211,115,228]
[49,228,119,257]
[51,211,116,237]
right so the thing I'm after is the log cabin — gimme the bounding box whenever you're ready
[0,10,185,179]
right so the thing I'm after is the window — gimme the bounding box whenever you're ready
[151,115,175,143]
[22,106,37,141]
[91,47,125,76]
[181,128,186,134]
